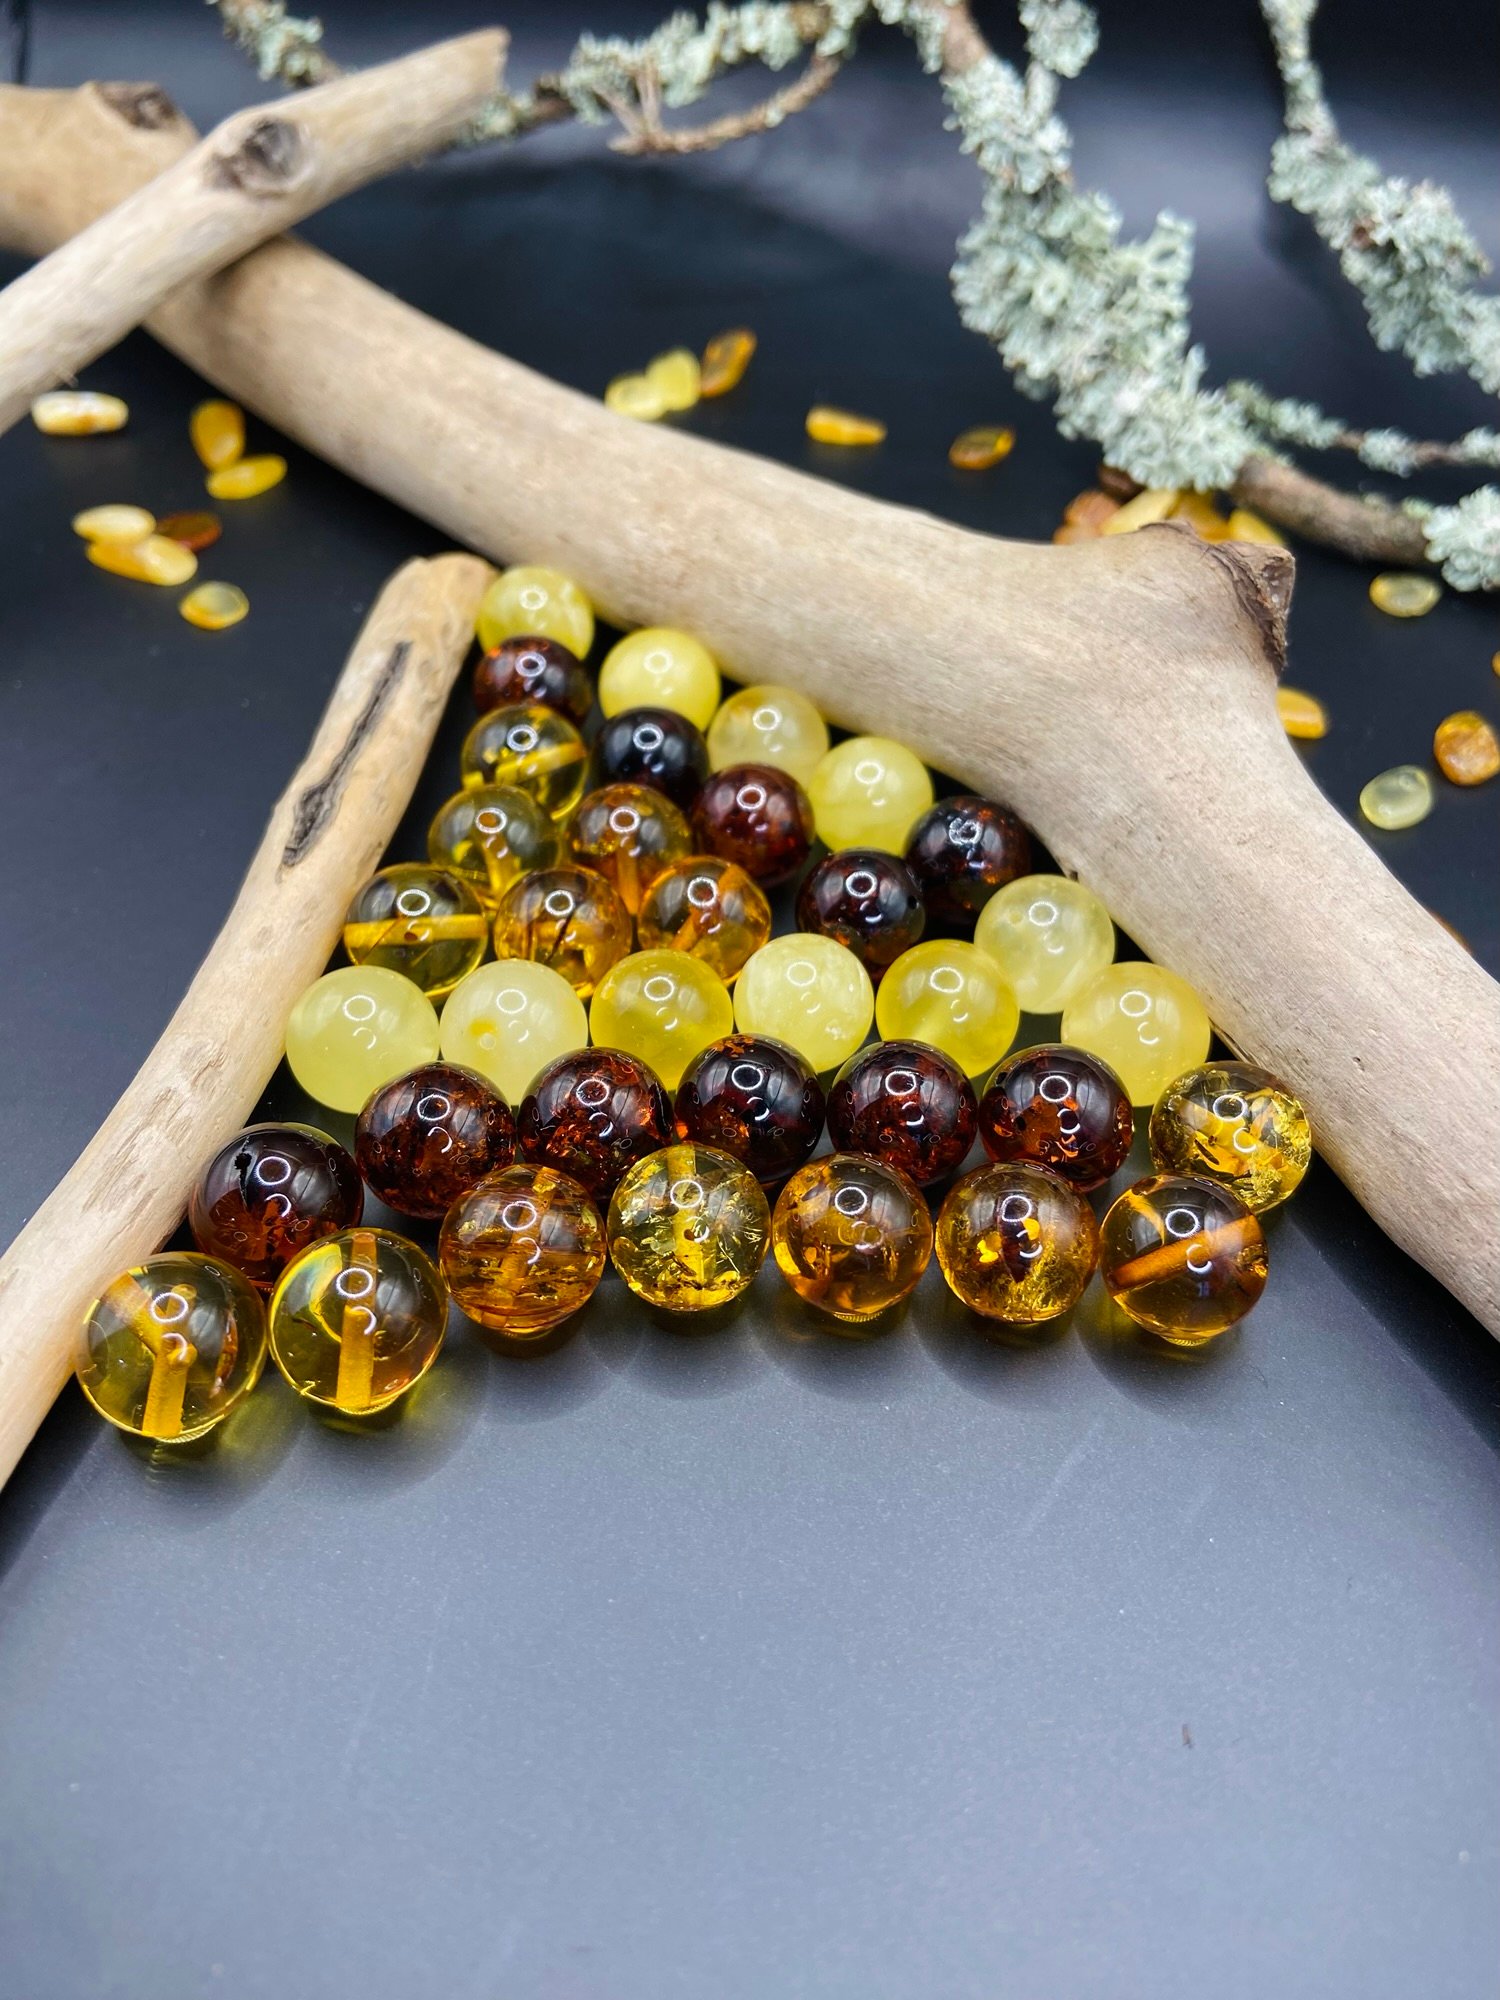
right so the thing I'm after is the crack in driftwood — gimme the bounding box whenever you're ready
[282,639,411,866]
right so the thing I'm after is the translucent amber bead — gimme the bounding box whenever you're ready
[1168,491,1230,539]
[806,406,886,446]
[77,1253,266,1442]
[1100,1174,1267,1344]
[567,783,694,914]
[795,849,926,975]
[72,504,154,543]
[772,1155,932,1325]
[874,941,1019,1078]
[979,1045,1132,1191]
[491,865,632,997]
[637,855,771,983]
[1100,487,1178,535]
[1434,710,1499,785]
[428,783,562,907]
[268,1228,446,1415]
[1369,572,1440,618]
[356,1064,516,1219]
[674,1034,825,1184]
[974,873,1115,1012]
[32,390,128,435]
[948,425,1014,470]
[734,934,874,1075]
[827,1040,977,1186]
[1224,507,1284,547]
[206,454,286,499]
[1276,686,1328,741]
[285,967,440,1114]
[590,950,735,1090]
[1358,764,1433,830]
[692,764,815,885]
[87,535,197,585]
[440,1164,606,1339]
[461,702,588,818]
[1149,1061,1312,1212]
[609,1143,771,1311]
[605,373,667,421]
[518,1050,672,1201]
[156,509,222,552]
[179,581,249,630]
[1060,962,1211,1108]
[476,565,595,658]
[599,628,721,729]
[935,1163,1099,1324]
[699,328,756,397]
[473,636,592,724]
[439,960,588,1105]
[189,1123,363,1290]
[808,737,934,853]
[903,794,1031,925]
[190,398,245,469]
[646,348,701,412]
[342,863,489,999]
[707,683,829,785]
[592,707,710,807]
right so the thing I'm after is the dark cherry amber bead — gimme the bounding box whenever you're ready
[355,1062,516,1219]
[593,705,710,809]
[827,1040,978,1185]
[189,1122,363,1289]
[675,1033,825,1184]
[796,848,925,974]
[978,1043,1133,1191]
[903,794,1031,926]
[517,1048,673,1201]
[691,763,815,887]
[472,635,592,725]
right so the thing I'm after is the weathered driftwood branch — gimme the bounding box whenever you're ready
[0,553,492,1488]
[0,81,1497,1346]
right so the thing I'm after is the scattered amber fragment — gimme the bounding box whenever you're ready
[1169,491,1230,539]
[32,391,128,435]
[190,399,245,470]
[806,406,886,447]
[1054,490,1120,542]
[1369,571,1440,618]
[72,504,155,544]
[157,509,222,552]
[87,535,197,585]
[646,348,701,413]
[1276,686,1328,741]
[1100,487,1179,535]
[206,454,286,500]
[179,581,249,631]
[1433,709,1500,786]
[1225,506,1285,546]
[1359,764,1433,830]
[605,372,667,421]
[699,328,755,397]
[949,425,1015,471]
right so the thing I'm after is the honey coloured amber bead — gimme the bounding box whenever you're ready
[808,737,934,854]
[605,373,667,421]
[1434,710,1500,786]
[795,849,925,976]
[268,1227,447,1415]
[473,635,592,724]
[189,398,245,469]
[1276,686,1328,742]
[1149,1062,1312,1213]
[600,628,721,729]
[206,454,286,500]
[156,509,222,552]
[33,390,128,435]
[189,1122,363,1290]
[707,683,829,786]
[636,855,772,983]
[440,1164,606,1339]
[1060,962,1211,1108]
[646,349,702,413]
[592,706,710,809]
[428,783,562,908]
[179,582,248,630]
[1369,572,1440,618]
[567,782,694,914]
[87,535,197,585]
[827,1040,977,1186]
[491,865,632,998]
[735,934,874,1075]
[439,959,588,1106]
[285,967,440,1115]
[875,940,1018,1078]
[935,1162,1099,1324]
[978,1044,1133,1191]
[806,406,886,447]
[699,328,756,398]
[356,1063,516,1220]
[903,794,1031,927]
[518,1049,673,1202]
[342,863,489,1001]
[72,504,154,543]
[771,1155,933,1325]
[691,763,815,887]
[973,873,1115,1014]
[78,1253,267,1442]
[674,1033,825,1185]
[461,701,588,819]
[1358,764,1433,830]
[1099,1174,1268,1344]
[476,565,594,658]
[609,1143,770,1312]
[948,425,1014,471]
[590,950,735,1090]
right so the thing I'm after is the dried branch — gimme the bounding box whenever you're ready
[611,48,841,155]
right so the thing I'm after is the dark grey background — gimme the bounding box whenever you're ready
[1,5,1497,1996]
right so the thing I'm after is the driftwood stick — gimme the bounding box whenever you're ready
[0,553,492,1488]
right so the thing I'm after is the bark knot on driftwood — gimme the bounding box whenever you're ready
[1140,521,1294,675]
[96,82,182,131]
[207,115,311,195]
[282,639,411,866]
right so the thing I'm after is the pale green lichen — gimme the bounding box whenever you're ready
[1422,489,1500,594]
[210,0,334,86]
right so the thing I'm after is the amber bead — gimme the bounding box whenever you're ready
[608,1143,771,1311]
[440,1164,606,1339]
[461,702,588,818]
[771,1155,933,1325]
[827,1040,977,1186]
[206,455,286,500]
[1148,1062,1312,1213]
[567,783,694,915]
[636,855,772,982]
[517,1049,673,1202]
[592,705,710,809]
[935,1162,1099,1324]
[189,1123,363,1290]
[355,1062,516,1219]
[948,425,1014,470]
[156,509,222,552]
[1433,709,1499,785]
[795,848,925,975]
[1369,572,1440,618]
[806,407,886,446]
[903,794,1031,926]
[691,763,815,887]
[268,1228,447,1415]
[1099,1174,1268,1344]
[978,1044,1133,1191]
[427,783,563,908]
[189,399,244,469]
[491,865,632,997]
[674,1033,825,1185]
[342,863,489,1000]
[472,635,592,725]
[179,582,249,631]
[699,328,756,397]
[1276,686,1328,741]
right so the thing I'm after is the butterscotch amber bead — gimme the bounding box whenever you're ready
[707,683,828,786]
[33,390,128,435]
[1060,963,1211,1107]
[608,1143,771,1311]
[72,504,154,544]
[806,406,886,446]
[636,855,772,983]
[1276,686,1328,741]
[1100,1174,1267,1344]
[179,582,249,631]
[1149,1062,1312,1212]
[517,1049,673,1201]
[567,783,694,914]
[605,372,667,421]
[646,349,702,413]
[491,865,632,997]
[771,1155,932,1325]
[936,1163,1098,1324]
[206,455,286,500]
[590,951,735,1089]
[87,535,196,586]
[1433,710,1499,785]
[189,398,244,469]
[699,328,756,397]
[476,566,594,657]
[440,1165,606,1338]
[875,941,1019,1078]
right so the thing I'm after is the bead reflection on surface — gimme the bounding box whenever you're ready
[608,1143,771,1310]
[935,1162,1098,1323]
[1148,1062,1312,1212]
[771,1153,933,1324]
[1099,1173,1267,1344]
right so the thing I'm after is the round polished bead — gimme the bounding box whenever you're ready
[903,794,1031,925]
[440,1164,606,1338]
[355,1063,516,1219]
[341,863,489,1000]
[439,959,588,1104]
[978,1044,1133,1191]
[707,683,829,786]
[592,705,710,809]
[827,1040,977,1185]
[599,627,721,728]
[874,940,1018,1077]
[771,1155,933,1324]
[974,873,1115,1012]
[608,1143,771,1311]
[808,737,934,854]
[286,967,440,1115]
[674,1032,825,1186]
[427,783,562,908]
[567,783,694,915]
[517,1049,673,1201]
[636,855,772,983]
[77,1253,267,1442]
[472,635,592,724]
[1099,1174,1268,1344]
[691,763,815,886]
[1060,962,1211,1108]
[491,865,632,997]
[795,848,925,975]
[734,933,874,1074]
[460,702,588,819]
[590,949,735,1089]
[268,1227,447,1415]
[189,1123,363,1289]
[476,565,594,657]
[935,1162,1099,1324]
[1148,1061,1312,1212]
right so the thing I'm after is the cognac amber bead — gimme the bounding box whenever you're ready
[674,1033,825,1185]
[692,763,815,886]
[1100,1174,1268,1344]
[356,1062,516,1219]
[795,849,925,975]
[608,1143,771,1311]
[771,1155,933,1325]
[517,1049,673,1202]
[189,1122,363,1290]
[1433,710,1499,785]
[440,1165,606,1339]
[935,1162,1098,1324]
[636,855,772,983]
[567,783,694,914]
[491,865,632,997]
[978,1044,1133,1191]
[827,1040,978,1186]
[473,636,592,724]
[156,510,222,552]
[592,706,710,809]
[903,794,1031,927]
[1148,1062,1311,1212]
[699,328,756,397]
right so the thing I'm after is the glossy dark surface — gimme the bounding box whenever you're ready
[826,1039,978,1186]
[187,1122,363,1289]
[354,1061,516,1219]
[691,762,815,887]
[471,635,592,724]
[674,1033,825,1184]
[903,794,1031,926]
[517,1048,674,1201]
[592,704,710,809]
[795,847,926,973]
[978,1043,1134,1191]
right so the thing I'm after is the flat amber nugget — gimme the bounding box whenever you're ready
[936,1162,1098,1324]
[948,425,1014,470]
[440,1164,606,1338]
[77,1253,267,1441]
[156,509,222,552]
[179,581,249,630]
[88,535,197,585]
[1276,686,1328,740]
[591,950,736,1090]
[772,1154,932,1325]
[1358,764,1433,830]
[476,565,595,657]
[206,454,286,500]
[609,1143,771,1311]
[1100,1174,1268,1344]
[342,863,489,999]
[1369,572,1440,618]
[189,1122,363,1289]
[637,855,771,983]
[428,783,562,906]
[605,372,667,421]
[33,390,128,434]
[1149,1061,1312,1212]
[646,348,701,412]
[567,783,694,914]
[1060,962,1211,1107]
[461,702,588,818]
[491,865,632,997]
[806,406,886,446]
[699,328,756,397]
[268,1227,447,1414]
[1099,487,1179,535]
[1224,507,1284,546]
[72,504,154,543]
[190,398,245,469]
[1056,490,1120,540]
[1433,710,1499,785]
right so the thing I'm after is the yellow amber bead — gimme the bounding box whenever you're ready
[707,683,829,785]
[1100,1175,1267,1344]
[590,950,735,1090]
[772,1154,932,1325]
[1358,763,1434,829]
[974,872,1115,1012]
[1433,709,1499,785]
[1060,962,1211,1108]
[608,1143,771,1311]
[1369,572,1440,617]
[1169,491,1230,539]
[1224,507,1285,546]
[190,398,245,469]
[342,862,489,999]
[32,390,128,435]
[206,454,286,500]
[599,626,721,728]
[440,959,588,1104]
[285,967,440,1114]
[806,406,886,446]
[72,504,154,543]
[1276,685,1328,740]
[428,783,562,907]
[87,535,197,585]
[476,564,595,657]
[636,855,772,984]
[605,372,667,421]
[77,1253,267,1442]
[567,783,694,914]
[460,702,588,819]
[1149,1061,1312,1213]
[269,1228,446,1414]
[808,736,934,854]
[699,328,756,398]
[734,934,874,1074]
[491,865,632,998]
[646,348,701,412]
[875,940,1019,1077]
[179,581,249,630]
[948,425,1015,471]
[1099,487,1179,534]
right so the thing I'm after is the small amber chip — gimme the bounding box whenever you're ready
[190,399,245,470]
[32,391,128,435]
[72,504,155,544]
[646,349,701,413]
[806,406,886,447]
[1276,686,1328,740]
[605,372,667,421]
[700,328,755,397]
[206,454,286,500]
[87,535,198,585]
[1369,572,1440,618]
[949,425,1015,471]
[1100,487,1180,535]
[1225,507,1285,547]
[1359,764,1433,830]
[157,509,223,552]
[1433,709,1499,786]
[1169,491,1230,539]
[1059,490,1120,539]
[179,581,249,631]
